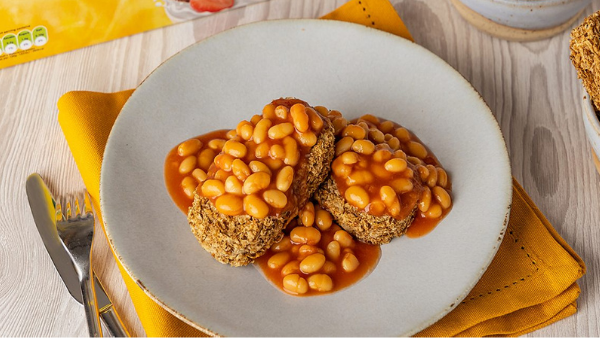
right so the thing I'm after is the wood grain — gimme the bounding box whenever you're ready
[0,0,598,336]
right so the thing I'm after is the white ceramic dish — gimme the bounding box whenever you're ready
[582,91,600,168]
[100,19,512,336]
[457,0,591,30]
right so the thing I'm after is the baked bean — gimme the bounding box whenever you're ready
[419,186,432,212]
[384,133,393,141]
[369,129,386,143]
[387,137,400,150]
[340,151,359,165]
[299,244,321,258]
[369,201,386,215]
[215,194,243,215]
[417,165,429,181]
[255,142,270,158]
[178,139,202,157]
[226,129,238,140]
[201,179,225,198]
[314,106,329,116]
[352,140,375,155]
[379,186,398,207]
[198,148,217,171]
[269,144,286,160]
[268,123,294,140]
[379,120,395,133]
[342,247,354,255]
[295,131,317,147]
[268,252,291,269]
[373,149,393,162]
[344,186,370,208]
[390,178,414,193]
[335,136,354,156]
[244,142,257,161]
[315,209,333,231]
[276,166,294,192]
[334,230,354,248]
[262,103,276,119]
[243,194,269,218]
[437,167,449,188]
[179,155,197,174]
[214,169,229,181]
[384,158,407,173]
[300,253,326,274]
[290,226,321,245]
[263,158,284,171]
[306,107,324,132]
[346,170,374,186]
[322,261,337,274]
[387,197,401,217]
[290,104,310,132]
[326,240,341,261]
[394,127,411,142]
[275,105,289,120]
[342,252,360,272]
[332,159,352,177]
[223,140,247,158]
[425,203,443,218]
[250,114,262,125]
[342,125,367,140]
[192,168,208,183]
[407,156,423,165]
[181,176,197,199]
[283,274,308,294]
[408,141,428,159]
[394,150,407,160]
[432,186,452,209]
[224,176,243,195]
[231,159,251,181]
[271,236,292,252]
[208,139,226,151]
[300,202,315,227]
[243,172,271,195]
[239,124,254,141]
[236,121,250,137]
[360,114,380,124]
[357,121,370,133]
[426,164,438,187]
[253,118,273,144]
[263,189,288,208]
[283,136,300,166]
[281,260,300,276]
[249,161,272,176]
[332,117,348,135]
[214,154,234,172]
[328,110,342,119]
[308,274,333,292]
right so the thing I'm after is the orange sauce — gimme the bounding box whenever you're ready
[255,220,381,296]
[164,130,230,213]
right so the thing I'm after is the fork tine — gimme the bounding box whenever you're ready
[83,191,93,215]
[56,199,64,222]
[65,196,73,220]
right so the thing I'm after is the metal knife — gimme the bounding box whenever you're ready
[26,173,130,337]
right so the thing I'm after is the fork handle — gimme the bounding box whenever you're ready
[81,274,103,337]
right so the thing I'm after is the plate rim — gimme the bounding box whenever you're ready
[100,18,512,336]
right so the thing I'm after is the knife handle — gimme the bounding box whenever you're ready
[100,304,130,337]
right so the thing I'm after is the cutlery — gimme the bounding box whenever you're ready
[26,174,129,337]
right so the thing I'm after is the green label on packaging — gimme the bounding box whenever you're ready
[32,26,48,46]
[2,34,18,54]
[18,30,33,50]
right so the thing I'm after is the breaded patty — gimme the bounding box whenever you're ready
[314,175,422,245]
[188,103,335,266]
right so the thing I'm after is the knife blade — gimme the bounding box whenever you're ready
[26,173,129,337]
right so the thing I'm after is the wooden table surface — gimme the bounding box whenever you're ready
[1,0,599,336]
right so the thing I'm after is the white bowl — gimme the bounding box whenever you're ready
[459,0,591,30]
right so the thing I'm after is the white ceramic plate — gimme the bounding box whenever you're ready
[101,19,512,336]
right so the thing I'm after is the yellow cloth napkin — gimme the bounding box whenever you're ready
[57,0,586,336]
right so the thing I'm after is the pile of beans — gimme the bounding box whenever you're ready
[258,202,380,295]
[326,113,452,220]
[174,99,326,218]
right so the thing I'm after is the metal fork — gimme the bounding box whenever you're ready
[56,192,103,337]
